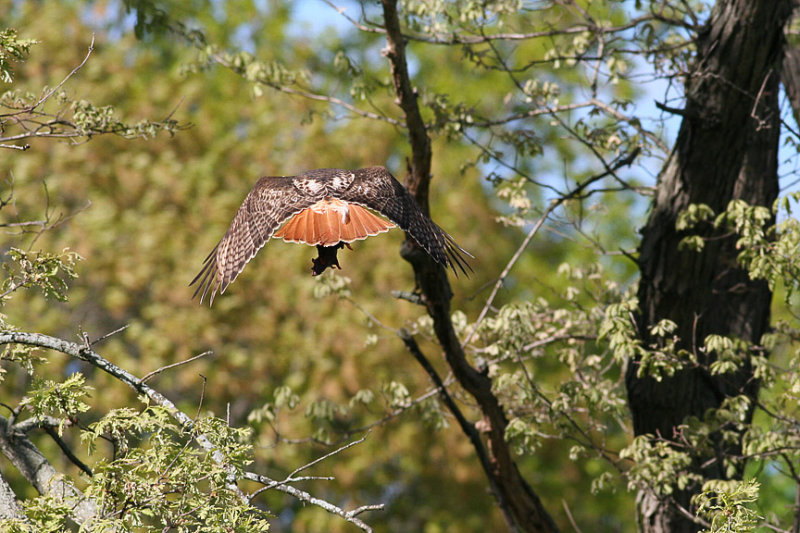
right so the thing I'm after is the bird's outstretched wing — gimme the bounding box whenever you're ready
[337,166,473,275]
[192,166,473,305]
[190,176,318,305]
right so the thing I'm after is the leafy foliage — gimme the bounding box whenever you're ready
[0,28,36,83]
[694,479,761,533]
[0,248,81,303]
[20,374,91,436]
[1,0,800,532]
[82,405,269,532]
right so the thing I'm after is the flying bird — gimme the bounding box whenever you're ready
[191,166,472,305]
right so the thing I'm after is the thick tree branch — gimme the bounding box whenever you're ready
[0,415,98,526]
[380,1,559,531]
[397,329,516,527]
[781,10,800,129]
[0,470,26,521]
[7,414,93,477]
[380,0,432,210]
[0,331,245,495]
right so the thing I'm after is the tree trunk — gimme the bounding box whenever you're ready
[782,6,800,124]
[784,46,800,124]
[629,1,791,531]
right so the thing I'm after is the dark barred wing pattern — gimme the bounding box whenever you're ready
[192,166,473,306]
[190,176,318,305]
[339,166,473,275]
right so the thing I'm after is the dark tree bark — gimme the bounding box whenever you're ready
[782,5,800,124]
[629,1,792,531]
[783,45,800,125]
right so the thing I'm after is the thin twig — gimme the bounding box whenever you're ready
[562,499,584,533]
[1,36,95,119]
[349,504,385,517]
[140,351,213,383]
[461,199,559,349]
[286,432,370,480]
[43,426,93,477]
[88,324,130,346]
[32,35,95,112]
[590,98,670,154]
[204,50,401,127]
[321,0,384,35]
[461,148,640,349]
[0,143,29,151]
[243,470,381,532]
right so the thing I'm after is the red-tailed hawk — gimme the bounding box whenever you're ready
[191,166,472,305]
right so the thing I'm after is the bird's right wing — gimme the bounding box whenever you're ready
[190,176,317,305]
[338,166,473,275]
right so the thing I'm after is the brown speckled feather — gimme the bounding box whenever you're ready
[339,166,473,275]
[190,175,319,305]
[191,166,472,305]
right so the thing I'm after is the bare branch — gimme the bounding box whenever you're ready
[286,432,370,480]
[461,199,559,349]
[243,470,381,532]
[562,498,584,533]
[42,426,93,478]
[397,329,517,526]
[88,323,130,347]
[140,350,212,383]
[28,35,94,114]
[0,143,29,151]
[11,415,64,434]
[321,0,385,35]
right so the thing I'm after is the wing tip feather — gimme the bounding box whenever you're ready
[190,243,223,307]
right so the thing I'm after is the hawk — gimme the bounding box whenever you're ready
[191,166,472,305]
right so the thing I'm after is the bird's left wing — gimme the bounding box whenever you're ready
[190,176,317,305]
[338,166,473,275]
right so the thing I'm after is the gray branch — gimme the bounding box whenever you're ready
[0,415,97,525]
[0,470,26,521]
[0,330,378,532]
[242,470,379,532]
